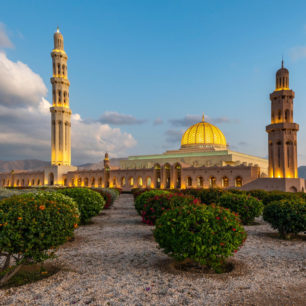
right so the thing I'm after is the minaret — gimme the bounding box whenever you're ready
[50,27,71,166]
[266,61,299,178]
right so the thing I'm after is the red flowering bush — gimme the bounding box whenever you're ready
[154,204,247,272]
[0,192,79,286]
[134,190,170,215]
[92,188,119,209]
[217,193,264,225]
[140,193,199,225]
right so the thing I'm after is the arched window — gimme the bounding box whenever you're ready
[129,177,134,187]
[222,176,229,188]
[37,179,40,185]
[91,177,95,187]
[17,179,20,186]
[71,178,75,186]
[121,177,126,187]
[32,179,35,186]
[64,178,68,186]
[187,177,192,187]
[62,64,65,76]
[154,164,161,188]
[78,177,82,186]
[49,173,54,186]
[113,177,117,187]
[63,91,66,104]
[197,176,203,188]
[175,163,181,188]
[164,163,171,189]
[58,90,61,103]
[278,110,281,121]
[98,177,102,186]
[146,177,152,188]
[58,63,61,75]
[209,176,216,188]
[84,178,88,187]
[138,177,143,187]
[235,176,242,187]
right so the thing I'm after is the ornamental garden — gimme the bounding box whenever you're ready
[0,186,305,287]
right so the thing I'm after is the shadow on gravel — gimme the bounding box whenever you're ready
[155,258,249,280]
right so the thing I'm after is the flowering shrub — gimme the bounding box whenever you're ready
[58,188,105,224]
[93,188,119,208]
[0,192,79,286]
[183,188,224,205]
[0,188,39,201]
[131,188,152,200]
[263,198,306,239]
[154,204,247,272]
[141,193,199,225]
[246,190,269,202]
[217,193,264,225]
[134,190,170,215]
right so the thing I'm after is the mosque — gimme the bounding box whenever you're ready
[0,29,305,192]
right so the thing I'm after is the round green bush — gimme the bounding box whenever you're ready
[217,193,264,225]
[141,193,198,225]
[0,192,79,285]
[195,188,224,204]
[246,190,269,202]
[154,204,247,272]
[58,188,105,224]
[134,190,170,215]
[262,191,299,206]
[263,198,306,239]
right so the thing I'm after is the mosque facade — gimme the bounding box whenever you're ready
[0,29,305,192]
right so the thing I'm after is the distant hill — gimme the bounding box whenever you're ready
[0,159,50,173]
[298,166,306,179]
[0,158,127,173]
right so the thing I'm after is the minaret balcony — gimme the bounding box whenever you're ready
[266,122,299,133]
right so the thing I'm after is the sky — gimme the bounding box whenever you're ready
[0,0,306,165]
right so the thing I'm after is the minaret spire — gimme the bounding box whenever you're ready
[202,113,205,122]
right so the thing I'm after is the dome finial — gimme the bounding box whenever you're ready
[56,26,60,33]
[202,113,205,122]
[282,56,284,69]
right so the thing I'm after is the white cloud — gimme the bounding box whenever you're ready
[99,111,146,125]
[0,52,137,164]
[289,46,306,61]
[0,23,13,49]
[0,52,47,107]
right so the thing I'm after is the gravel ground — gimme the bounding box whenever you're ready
[1,194,305,305]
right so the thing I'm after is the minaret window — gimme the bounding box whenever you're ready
[285,109,290,122]
[278,110,281,121]
[58,90,61,103]
[58,63,61,75]
[277,141,281,167]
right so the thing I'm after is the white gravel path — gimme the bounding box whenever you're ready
[1,194,305,305]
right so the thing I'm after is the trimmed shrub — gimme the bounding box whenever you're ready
[217,193,264,225]
[141,193,199,225]
[154,204,247,272]
[134,190,170,215]
[0,192,79,286]
[262,191,299,206]
[246,189,269,202]
[263,198,306,239]
[131,188,152,200]
[93,188,119,208]
[192,188,224,205]
[58,188,105,224]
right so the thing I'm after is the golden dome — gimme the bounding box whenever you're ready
[181,114,227,149]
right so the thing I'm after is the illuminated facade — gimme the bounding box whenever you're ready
[0,31,305,192]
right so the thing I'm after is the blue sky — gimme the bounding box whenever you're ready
[1,0,306,165]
